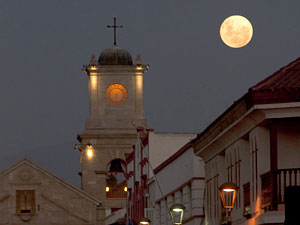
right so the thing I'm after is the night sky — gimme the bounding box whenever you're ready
[0,1,299,186]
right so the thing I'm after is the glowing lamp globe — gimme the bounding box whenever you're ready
[138,217,151,225]
[220,15,253,48]
[219,182,238,211]
[86,143,93,158]
[87,149,93,158]
[170,203,185,225]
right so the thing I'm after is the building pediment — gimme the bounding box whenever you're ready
[0,158,102,225]
[0,158,101,205]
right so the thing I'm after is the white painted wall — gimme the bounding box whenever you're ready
[154,148,203,199]
[149,146,205,225]
[148,132,196,177]
[277,122,300,169]
[255,126,271,176]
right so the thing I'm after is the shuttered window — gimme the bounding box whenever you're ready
[16,190,35,213]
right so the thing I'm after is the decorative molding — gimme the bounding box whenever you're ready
[95,170,107,175]
[9,182,42,186]
[77,133,137,142]
[84,65,147,74]
[15,213,35,222]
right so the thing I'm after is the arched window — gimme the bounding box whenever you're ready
[106,159,127,200]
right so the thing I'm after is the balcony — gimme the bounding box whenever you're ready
[106,187,127,200]
[261,168,300,210]
[106,180,127,200]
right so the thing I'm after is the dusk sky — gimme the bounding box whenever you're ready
[0,1,299,186]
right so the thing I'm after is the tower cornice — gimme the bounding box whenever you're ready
[77,133,138,142]
[83,64,149,76]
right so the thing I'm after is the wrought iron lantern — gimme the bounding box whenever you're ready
[138,217,151,225]
[170,203,185,225]
[219,182,238,211]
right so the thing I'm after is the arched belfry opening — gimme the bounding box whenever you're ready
[106,159,127,200]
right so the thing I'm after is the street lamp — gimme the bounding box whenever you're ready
[170,203,185,225]
[138,217,151,225]
[219,182,238,225]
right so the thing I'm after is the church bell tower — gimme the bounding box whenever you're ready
[77,18,148,212]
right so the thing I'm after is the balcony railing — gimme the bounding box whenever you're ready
[106,187,127,200]
[276,168,300,203]
[261,168,300,210]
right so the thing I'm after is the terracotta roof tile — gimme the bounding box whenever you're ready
[251,57,300,91]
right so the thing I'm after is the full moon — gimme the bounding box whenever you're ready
[220,15,253,48]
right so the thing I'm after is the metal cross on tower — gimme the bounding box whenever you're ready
[107,17,123,46]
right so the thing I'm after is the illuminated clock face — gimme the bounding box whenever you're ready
[105,84,128,106]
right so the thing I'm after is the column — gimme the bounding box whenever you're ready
[89,72,99,118]
[174,191,183,204]
[191,179,205,216]
[167,195,174,225]
[183,185,191,219]
[160,199,167,225]
[270,121,278,210]
[155,203,160,225]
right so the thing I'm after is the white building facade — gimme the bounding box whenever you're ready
[193,57,300,225]
[126,128,206,225]
[149,141,205,225]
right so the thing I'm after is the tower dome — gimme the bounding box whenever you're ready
[98,45,133,65]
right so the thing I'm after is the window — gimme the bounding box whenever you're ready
[16,190,35,213]
[106,159,127,200]
[243,183,250,218]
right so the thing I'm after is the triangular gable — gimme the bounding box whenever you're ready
[0,158,101,206]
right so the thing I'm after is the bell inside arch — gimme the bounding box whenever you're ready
[109,159,125,173]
